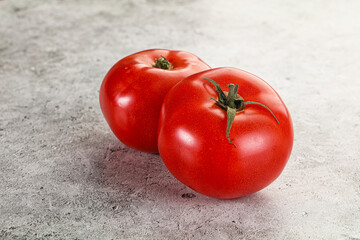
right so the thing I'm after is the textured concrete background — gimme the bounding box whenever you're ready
[1,0,359,239]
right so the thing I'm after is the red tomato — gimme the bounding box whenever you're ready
[99,49,210,153]
[158,67,293,199]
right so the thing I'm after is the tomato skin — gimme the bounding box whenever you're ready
[158,67,294,199]
[99,49,210,153]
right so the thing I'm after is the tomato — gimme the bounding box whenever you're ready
[99,49,210,153]
[158,67,293,199]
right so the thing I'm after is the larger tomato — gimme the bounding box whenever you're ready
[99,49,210,153]
[158,67,293,199]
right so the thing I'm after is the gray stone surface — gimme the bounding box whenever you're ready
[1,0,359,239]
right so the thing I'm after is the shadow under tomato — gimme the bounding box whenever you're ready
[86,135,277,206]
[86,137,193,203]
[82,134,284,237]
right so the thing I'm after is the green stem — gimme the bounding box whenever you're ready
[244,101,280,124]
[153,56,173,70]
[204,78,279,147]
[204,78,227,102]
[226,107,237,147]
[226,84,237,108]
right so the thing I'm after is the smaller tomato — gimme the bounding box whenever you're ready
[99,49,210,153]
[158,67,293,199]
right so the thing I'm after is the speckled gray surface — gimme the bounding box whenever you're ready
[1,0,360,239]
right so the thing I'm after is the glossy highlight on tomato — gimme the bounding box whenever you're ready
[99,49,210,153]
[158,67,294,199]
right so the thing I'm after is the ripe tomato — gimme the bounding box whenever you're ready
[99,49,210,153]
[158,67,293,199]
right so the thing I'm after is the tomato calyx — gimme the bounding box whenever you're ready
[153,56,173,70]
[204,78,279,146]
